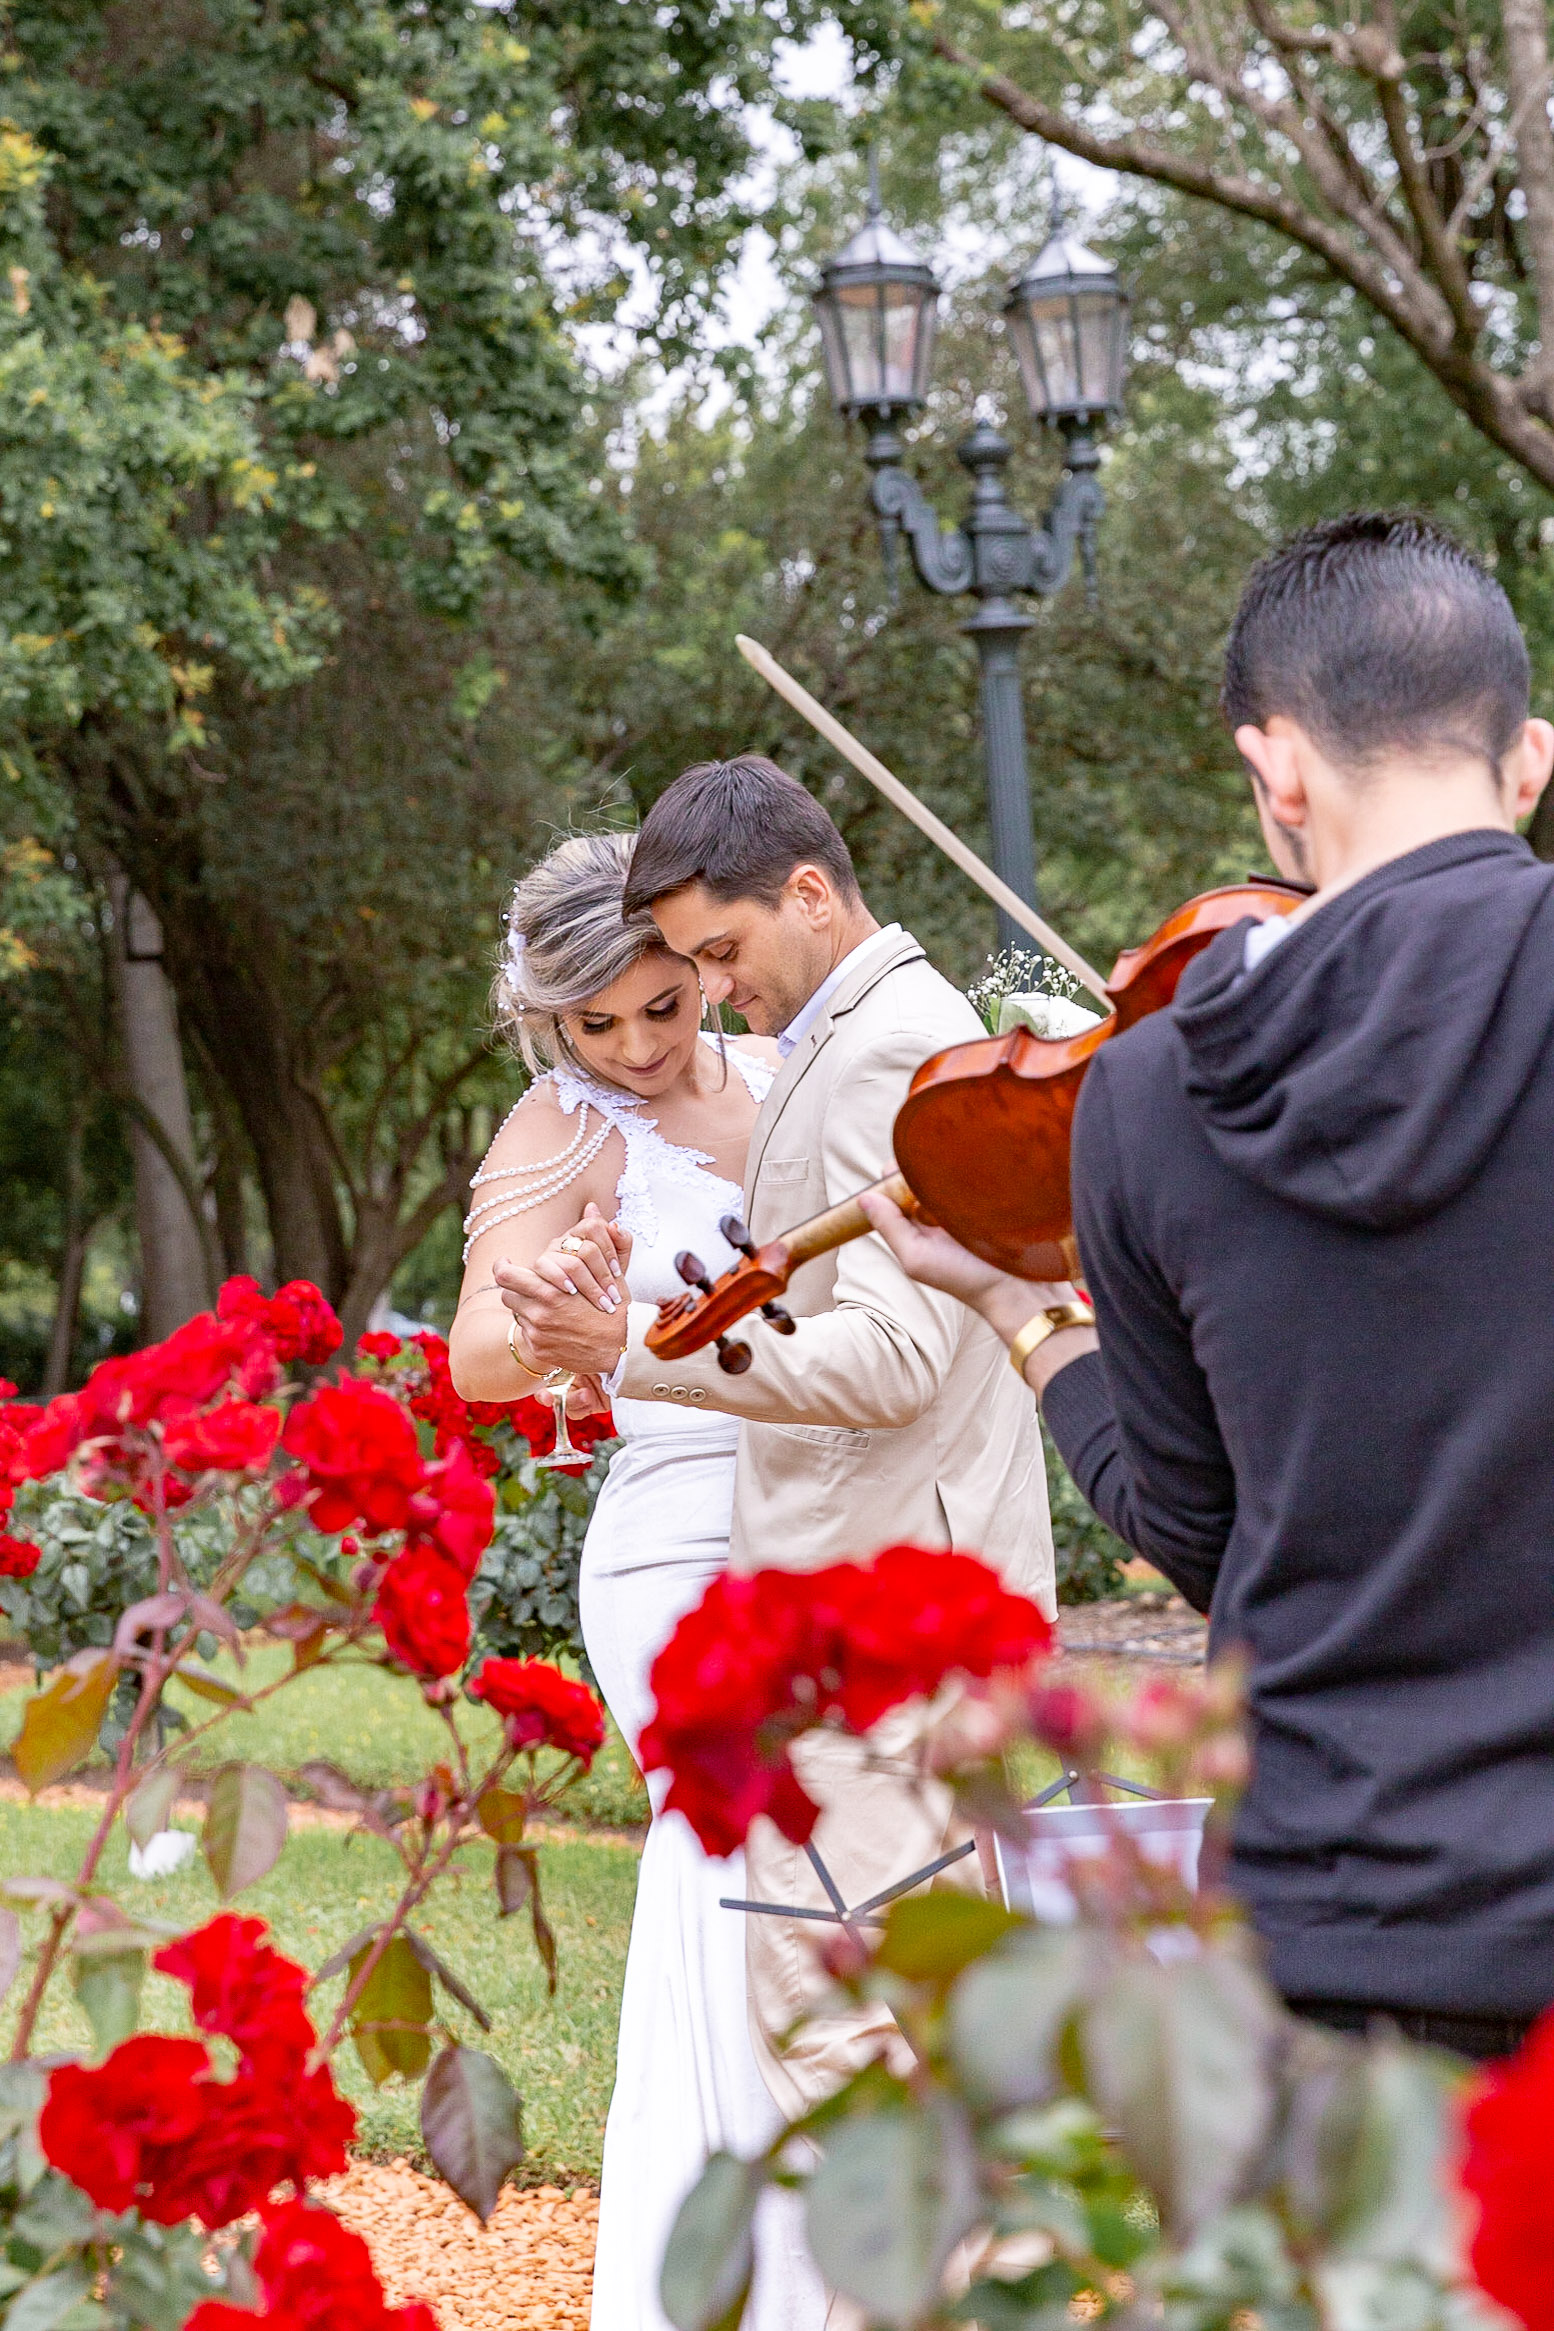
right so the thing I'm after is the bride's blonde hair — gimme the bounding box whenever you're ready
[491,832,670,1075]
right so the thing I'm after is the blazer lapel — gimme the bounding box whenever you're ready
[744,930,926,1200]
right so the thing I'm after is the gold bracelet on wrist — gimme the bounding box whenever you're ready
[1008,1301,1095,1380]
[507,1317,541,1379]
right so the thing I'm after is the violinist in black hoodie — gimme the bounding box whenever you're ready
[862,511,1554,2060]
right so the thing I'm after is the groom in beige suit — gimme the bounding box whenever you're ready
[503,754,1052,2113]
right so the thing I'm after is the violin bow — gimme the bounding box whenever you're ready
[735,634,1111,1006]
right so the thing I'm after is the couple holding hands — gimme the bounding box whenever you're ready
[448,754,1057,2331]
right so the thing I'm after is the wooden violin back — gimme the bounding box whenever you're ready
[892,882,1302,1278]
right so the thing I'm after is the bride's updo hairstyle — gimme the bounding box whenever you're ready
[491,832,669,1076]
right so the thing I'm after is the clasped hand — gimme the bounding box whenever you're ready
[494,1202,633,1414]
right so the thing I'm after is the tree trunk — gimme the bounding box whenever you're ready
[43,1108,89,1396]
[109,874,214,1339]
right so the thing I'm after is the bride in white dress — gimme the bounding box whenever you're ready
[448,835,826,2331]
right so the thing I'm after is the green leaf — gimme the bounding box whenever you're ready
[12,2172,100,2254]
[403,1931,493,2032]
[12,1651,117,1793]
[491,1845,556,1992]
[875,1892,1019,1985]
[109,2217,259,2331]
[349,1932,433,2084]
[1292,2040,1458,2271]
[420,2045,524,2221]
[73,1946,144,2054]
[125,1766,181,1850]
[495,1842,533,1915]
[477,1785,527,1844]
[202,1763,288,1899]
[4,2266,92,2331]
[173,1666,251,1709]
[948,1927,1092,2109]
[660,2151,764,2331]
[1079,1949,1281,2239]
[0,2063,48,2195]
[804,2098,980,2327]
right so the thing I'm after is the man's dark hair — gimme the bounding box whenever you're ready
[1221,511,1529,776]
[623,754,861,914]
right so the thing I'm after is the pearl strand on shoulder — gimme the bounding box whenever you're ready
[461,1102,611,1261]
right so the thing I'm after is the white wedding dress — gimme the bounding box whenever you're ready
[562,1039,828,2331]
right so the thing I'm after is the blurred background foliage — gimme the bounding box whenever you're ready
[0,6,1549,1530]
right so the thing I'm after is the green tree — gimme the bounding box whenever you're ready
[839,0,1554,493]
[0,0,795,1339]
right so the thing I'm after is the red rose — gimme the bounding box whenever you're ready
[0,1532,40,1578]
[282,1376,426,1535]
[1461,2006,1554,2331]
[357,1330,403,1362]
[641,1548,1052,1856]
[145,2063,354,2229]
[219,1276,343,1367]
[43,1915,356,2230]
[405,1439,496,1580]
[162,1397,282,1478]
[39,2034,210,2213]
[186,2199,438,2331]
[467,1657,607,1765]
[154,1913,314,2068]
[374,1541,472,1677]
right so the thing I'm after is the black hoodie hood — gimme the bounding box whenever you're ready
[1172,829,1554,1229]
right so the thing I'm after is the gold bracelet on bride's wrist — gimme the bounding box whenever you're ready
[1008,1302,1094,1380]
[507,1317,541,1379]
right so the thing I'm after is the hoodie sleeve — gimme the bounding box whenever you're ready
[1040,1048,1236,1614]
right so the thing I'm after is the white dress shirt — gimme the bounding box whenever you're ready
[776,925,903,1058]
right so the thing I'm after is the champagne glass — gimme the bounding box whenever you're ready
[533,1368,590,1471]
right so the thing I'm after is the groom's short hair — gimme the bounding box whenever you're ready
[624,754,861,913]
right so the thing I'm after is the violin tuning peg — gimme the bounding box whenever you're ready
[719,1213,758,1261]
[675,1249,715,1295]
[716,1336,754,1375]
[760,1302,796,1335]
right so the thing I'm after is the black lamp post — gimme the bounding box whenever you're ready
[813,191,1129,945]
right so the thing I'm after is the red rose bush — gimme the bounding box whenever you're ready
[0,1279,609,2325]
[640,1543,1054,1855]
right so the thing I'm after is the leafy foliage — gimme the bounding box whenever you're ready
[661,1665,1489,2331]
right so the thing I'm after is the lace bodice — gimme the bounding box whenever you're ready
[550,1037,775,1446]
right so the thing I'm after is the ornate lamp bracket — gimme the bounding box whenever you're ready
[863,415,1105,614]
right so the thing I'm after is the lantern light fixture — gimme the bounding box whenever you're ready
[1003,232,1130,427]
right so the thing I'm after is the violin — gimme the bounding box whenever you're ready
[647,880,1305,1371]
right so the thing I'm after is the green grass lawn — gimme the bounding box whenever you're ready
[0,1642,650,1832]
[0,1797,637,2183]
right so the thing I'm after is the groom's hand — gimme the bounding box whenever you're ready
[494,1263,627,1376]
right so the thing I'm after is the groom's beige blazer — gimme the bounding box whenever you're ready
[616,926,1053,1603]
[616,929,1054,2119]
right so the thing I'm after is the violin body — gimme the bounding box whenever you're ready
[646,880,1304,1364]
[893,880,1303,1278]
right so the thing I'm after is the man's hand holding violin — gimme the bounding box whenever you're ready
[856,1189,1097,1399]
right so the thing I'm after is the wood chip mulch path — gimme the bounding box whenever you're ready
[321,2161,598,2331]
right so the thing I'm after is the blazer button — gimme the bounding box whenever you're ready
[670,1385,689,1401]
[651,1382,672,1396]
[689,1388,707,1402]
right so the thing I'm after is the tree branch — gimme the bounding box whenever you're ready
[932,30,1452,367]
[1363,0,1481,342]
[1502,0,1554,410]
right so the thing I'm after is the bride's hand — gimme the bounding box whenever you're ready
[519,1202,633,1314]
